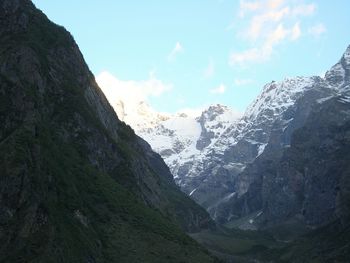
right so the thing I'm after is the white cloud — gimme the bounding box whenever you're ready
[308,23,326,37]
[291,22,301,40]
[230,47,266,65]
[230,23,289,65]
[267,0,284,10]
[210,84,226,94]
[291,3,316,16]
[203,59,215,78]
[239,0,262,17]
[167,42,183,61]
[231,0,320,66]
[239,0,285,17]
[96,71,172,110]
[265,23,289,46]
[234,78,254,86]
[246,6,290,40]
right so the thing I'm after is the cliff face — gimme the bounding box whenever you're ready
[221,95,350,226]
[263,96,350,227]
[214,46,350,230]
[250,96,350,262]
[0,1,214,262]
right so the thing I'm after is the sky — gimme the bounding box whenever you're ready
[32,0,350,114]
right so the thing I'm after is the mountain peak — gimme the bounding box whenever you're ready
[207,103,228,110]
[244,76,316,121]
[325,45,350,88]
[198,104,239,124]
[344,44,350,60]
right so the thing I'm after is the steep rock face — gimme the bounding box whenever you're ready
[263,96,350,226]
[173,47,349,225]
[0,1,215,262]
[174,74,340,221]
[243,96,350,262]
[214,46,350,226]
[184,76,334,218]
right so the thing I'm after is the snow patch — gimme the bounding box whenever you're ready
[317,95,334,104]
[222,192,236,202]
[257,143,267,157]
[189,188,197,196]
[339,96,350,103]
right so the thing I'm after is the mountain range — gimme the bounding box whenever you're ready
[102,42,350,239]
[1,0,350,262]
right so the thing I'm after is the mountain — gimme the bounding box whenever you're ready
[83,11,350,261]
[0,0,216,262]
[212,46,350,233]
[244,95,350,262]
[96,80,241,170]
[165,47,350,262]
[95,82,241,191]
[176,76,334,220]
[137,104,241,178]
[188,58,350,261]
[96,83,242,202]
[103,44,350,231]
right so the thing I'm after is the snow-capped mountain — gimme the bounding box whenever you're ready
[96,76,242,183]
[143,104,241,179]
[99,45,350,223]
[210,45,350,224]
[212,46,350,227]
[95,94,242,179]
[176,75,336,219]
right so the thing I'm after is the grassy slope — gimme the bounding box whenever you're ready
[0,118,215,263]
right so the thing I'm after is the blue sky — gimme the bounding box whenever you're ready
[32,0,350,114]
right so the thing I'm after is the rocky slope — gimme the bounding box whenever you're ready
[178,76,335,219]
[0,0,215,262]
[214,47,350,229]
[246,95,350,262]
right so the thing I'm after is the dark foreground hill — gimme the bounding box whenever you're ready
[0,0,216,262]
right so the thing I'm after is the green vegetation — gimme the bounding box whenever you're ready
[190,226,280,260]
[0,120,214,262]
[192,218,350,263]
[259,221,350,263]
[3,2,348,263]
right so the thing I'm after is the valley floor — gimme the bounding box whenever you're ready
[190,219,350,263]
